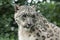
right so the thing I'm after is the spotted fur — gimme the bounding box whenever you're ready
[14,5,60,40]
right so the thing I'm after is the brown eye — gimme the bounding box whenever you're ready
[22,17,25,21]
[32,15,35,18]
[22,14,27,21]
[22,14,27,17]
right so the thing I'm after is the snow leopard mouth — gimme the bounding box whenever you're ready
[23,24,35,29]
[23,24,35,32]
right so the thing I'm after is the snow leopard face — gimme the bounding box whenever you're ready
[18,12,37,28]
[14,5,38,31]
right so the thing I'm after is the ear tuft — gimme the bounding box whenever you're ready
[15,4,20,12]
[31,5,35,8]
[31,5,36,10]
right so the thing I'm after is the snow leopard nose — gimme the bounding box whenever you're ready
[27,24,32,26]
[27,18,32,25]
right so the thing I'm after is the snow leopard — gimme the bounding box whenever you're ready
[14,5,60,40]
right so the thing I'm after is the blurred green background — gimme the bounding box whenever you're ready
[0,0,60,40]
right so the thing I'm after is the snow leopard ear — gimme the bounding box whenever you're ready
[14,4,20,12]
[31,5,36,10]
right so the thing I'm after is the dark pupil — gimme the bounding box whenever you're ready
[23,14,26,17]
[22,14,27,21]
[32,15,35,18]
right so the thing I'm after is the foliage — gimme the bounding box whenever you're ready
[36,2,60,26]
[0,3,18,40]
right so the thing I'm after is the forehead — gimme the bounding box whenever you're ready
[18,11,36,16]
[18,6,36,12]
[19,6,33,10]
[15,5,37,18]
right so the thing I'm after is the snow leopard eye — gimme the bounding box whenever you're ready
[21,14,27,21]
[22,14,27,17]
[32,15,35,18]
